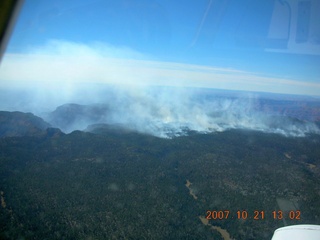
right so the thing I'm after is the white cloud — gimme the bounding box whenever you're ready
[0,39,320,96]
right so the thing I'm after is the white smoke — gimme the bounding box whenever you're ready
[0,40,319,137]
[77,86,320,138]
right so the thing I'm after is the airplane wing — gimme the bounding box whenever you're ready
[272,225,320,240]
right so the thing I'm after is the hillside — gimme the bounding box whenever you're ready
[0,111,51,138]
[44,103,110,133]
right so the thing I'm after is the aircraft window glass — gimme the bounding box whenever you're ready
[0,1,319,239]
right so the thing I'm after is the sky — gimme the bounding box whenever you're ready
[0,0,320,96]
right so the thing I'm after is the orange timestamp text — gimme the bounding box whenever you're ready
[205,210,301,220]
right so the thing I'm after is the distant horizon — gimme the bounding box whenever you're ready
[1,83,320,116]
[1,40,320,97]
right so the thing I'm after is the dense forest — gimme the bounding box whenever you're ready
[1,126,319,239]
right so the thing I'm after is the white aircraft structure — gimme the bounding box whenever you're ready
[272,225,320,240]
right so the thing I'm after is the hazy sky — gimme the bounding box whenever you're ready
[1,0,320,95]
